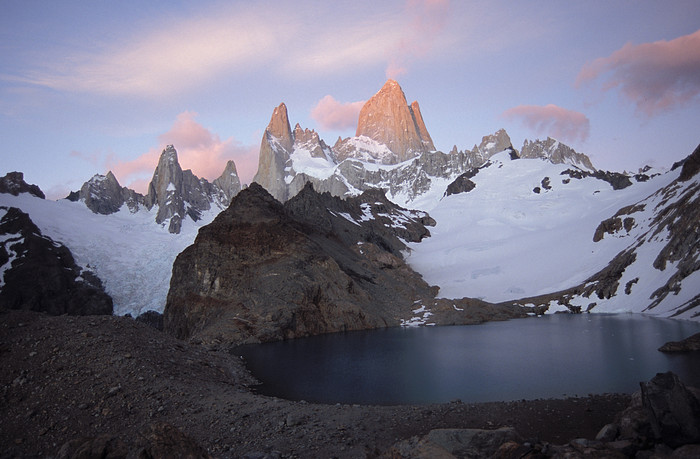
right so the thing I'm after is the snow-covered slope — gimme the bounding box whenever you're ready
[0,192,213,316]
[405,151,677,305]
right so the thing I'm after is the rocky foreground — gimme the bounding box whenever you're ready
[3,308,700,458]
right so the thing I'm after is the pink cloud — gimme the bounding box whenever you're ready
[107,112,258,193]
[576,29,700,116]
[502,104,591,143]
[386,0,450,79]
[310,95,365,131]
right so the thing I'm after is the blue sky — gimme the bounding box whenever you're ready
[2,0,699,199]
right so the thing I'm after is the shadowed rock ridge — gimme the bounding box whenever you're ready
[68,146,242,233]
[163,182,441,344]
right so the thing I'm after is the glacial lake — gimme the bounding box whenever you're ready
[234,314,700,405]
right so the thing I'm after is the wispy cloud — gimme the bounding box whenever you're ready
[106,112,258,192]
[502,104,590,143]
[576,29,700,116]
[5,1,460,98]
[310,95,365,132]
[386,0,451,79]
[12,7,288,98]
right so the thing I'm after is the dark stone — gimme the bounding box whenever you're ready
[0,172,45,199]
[56,423,210,459]
[444,170,476,196]
[561,168,633,190]
[57,434,128,459]
[624,277,639,295]
[679,143,700,181]
[136,310,164,331]
[596,423,619,442]
[593,217,623,242]
[672,444,700,458]
[658,332,700,353]
[135,422,211,459]
[640,372,700,447]
[541,176,551,190]
[388,427,522,458]
[0,206,113,316]
[65,190,80,202]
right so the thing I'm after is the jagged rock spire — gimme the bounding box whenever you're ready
[213,160,242,206]
[355,79,435,162]
[253,103,295,201]
[146,145,187,232]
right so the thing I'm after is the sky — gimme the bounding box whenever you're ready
[1,0,699,200]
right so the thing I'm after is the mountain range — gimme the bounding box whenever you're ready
[1,79,698,342]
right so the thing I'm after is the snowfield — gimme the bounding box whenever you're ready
[0,193,212,316]
[404,152,679,305]
[2,149,696,321]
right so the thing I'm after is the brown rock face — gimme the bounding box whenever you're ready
[163,183,438,345]
[354,79,435,162]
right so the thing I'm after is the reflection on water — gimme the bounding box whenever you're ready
[235,314,700,405]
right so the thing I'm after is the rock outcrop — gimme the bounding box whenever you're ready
[679,143,700,181]
[0,172,45,199]
[659,332,700,352]
[520,137,595,170]
[67,171,144,214]
[0,206,113,315]
[444,169,478,197]
[68,145,241,233]
[163,183,438,345]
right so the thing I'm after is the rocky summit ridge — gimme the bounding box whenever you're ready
[68,145,241,233]
[339,78,435,163]
[253,79,604,207]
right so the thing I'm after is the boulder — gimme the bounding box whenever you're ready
[641,372,700,447]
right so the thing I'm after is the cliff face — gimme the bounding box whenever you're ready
[163,183,439,345]
[252,103,294,202]
[339,79,435,163]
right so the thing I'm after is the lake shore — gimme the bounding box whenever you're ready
[1,309,633,457]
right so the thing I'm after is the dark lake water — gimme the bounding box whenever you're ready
[234,314,700,405]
